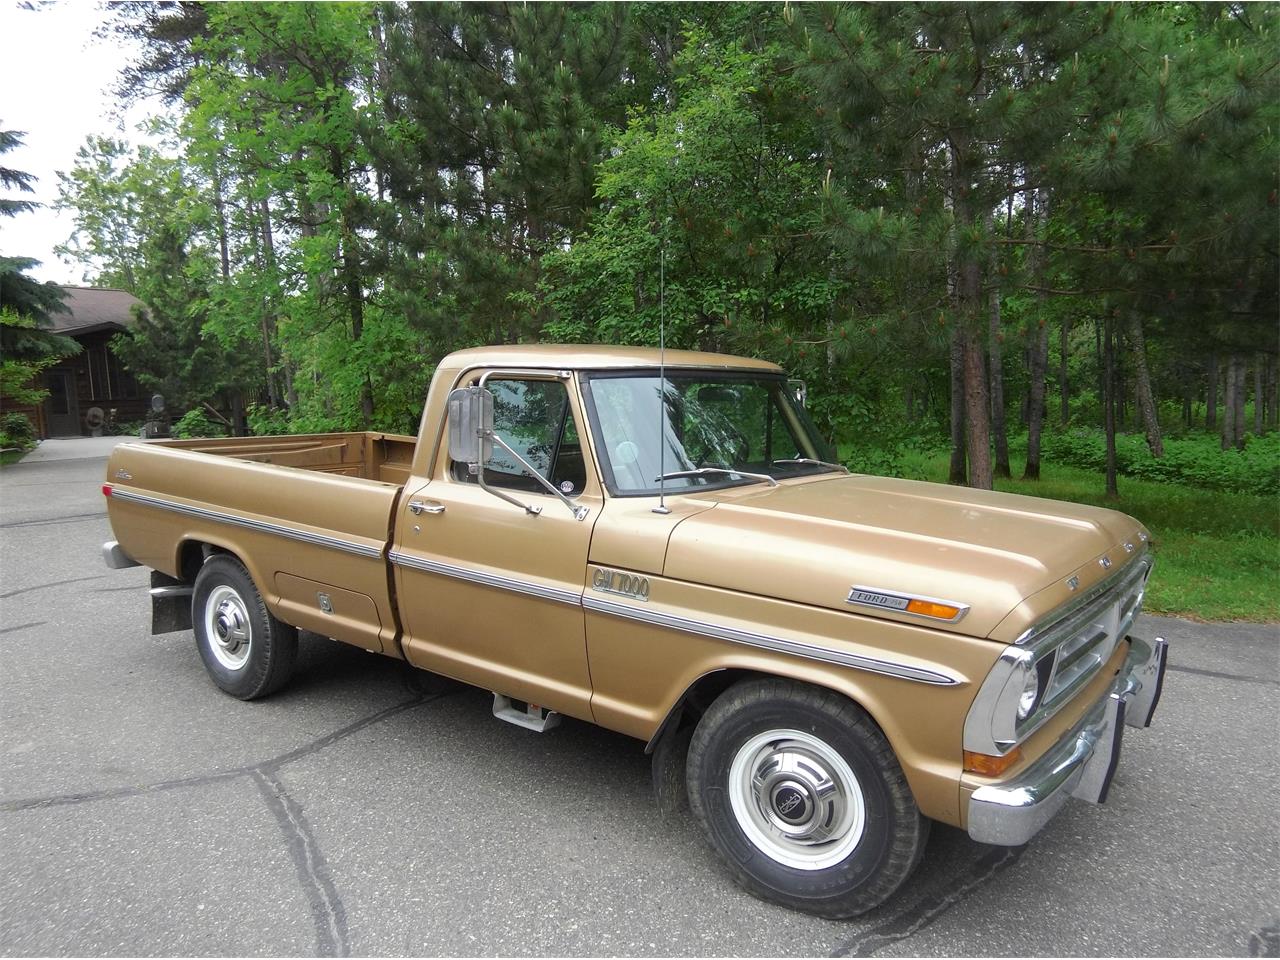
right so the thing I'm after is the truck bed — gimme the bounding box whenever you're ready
[105,432,417,658]
[152,431,416,487]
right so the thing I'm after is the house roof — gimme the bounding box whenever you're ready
[48,286,143,337]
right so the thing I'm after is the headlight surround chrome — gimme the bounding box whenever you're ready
[964,554,1151,759]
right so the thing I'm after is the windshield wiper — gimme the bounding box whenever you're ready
[771,458,849,474]
[655,468,779,488]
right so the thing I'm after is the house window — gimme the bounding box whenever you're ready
[108,348,140,399]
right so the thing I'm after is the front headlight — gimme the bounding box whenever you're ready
[1016,665,1040,720]
[1016,653,1056,722]
[964,647,1058,757]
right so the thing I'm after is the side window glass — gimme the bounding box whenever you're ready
[453,379,586,496]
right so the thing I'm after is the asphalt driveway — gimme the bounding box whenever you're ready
[1,439,1277,956]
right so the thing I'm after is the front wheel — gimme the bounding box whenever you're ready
[192,555,297,700]
[686,678,929,918]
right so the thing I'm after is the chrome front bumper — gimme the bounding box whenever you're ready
[967,634,1168,846]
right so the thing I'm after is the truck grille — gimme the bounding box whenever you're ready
[1036,556,1151,713]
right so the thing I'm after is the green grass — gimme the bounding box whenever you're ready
[0,448,28,466]
[891,449,1279,623]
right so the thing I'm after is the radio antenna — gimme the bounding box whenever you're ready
[653,234,670,515]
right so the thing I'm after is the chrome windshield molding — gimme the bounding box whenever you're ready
[582,595,962,686]
[847,586,970,624]
[108,489,384,559]
[388,550,582,607]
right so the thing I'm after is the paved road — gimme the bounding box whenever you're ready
[1,442,1277,957]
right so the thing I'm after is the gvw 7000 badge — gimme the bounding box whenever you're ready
[592,567,650,601]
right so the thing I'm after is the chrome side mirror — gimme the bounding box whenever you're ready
[447,386,494,471]
[447,381,588,522]
[788,378,808,408]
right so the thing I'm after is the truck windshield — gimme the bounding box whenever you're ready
[581,371,840,496]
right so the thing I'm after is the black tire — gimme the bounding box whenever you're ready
[686,678,929,918]
[192,555,297,700]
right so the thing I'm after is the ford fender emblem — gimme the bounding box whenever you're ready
[114,469,133,481]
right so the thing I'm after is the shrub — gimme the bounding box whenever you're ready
[245,402,291,436]
[0,412,36,448]
[171,408,227,440]
[1042,429,1279,496]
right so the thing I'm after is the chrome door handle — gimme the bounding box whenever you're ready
[408,500,445,516]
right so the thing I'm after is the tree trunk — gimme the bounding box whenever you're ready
[1059,316,1071,424]
[1128,313,1163,457]
[946,139,991,489]
[949,326,967,485]
[1264,350,1274,430]
[988,272,1010,479]
[258,198,281,410]
[212,164,231,282]
[1220,355,1237,451]
[963,325,993,490]
[1121,358,1131,430]
[1205,352,1218,429]
[1023,189,1049,481]
[1253,354,1264,436]
[1233,353,1247,449]
[1020,351,1030,426]
[229,389,245,437]
[1024,320,1049,481]
[1181,368,1192,428]
[1103,310,1119,499]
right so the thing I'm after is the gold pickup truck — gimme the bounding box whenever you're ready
[102,345,1167,918]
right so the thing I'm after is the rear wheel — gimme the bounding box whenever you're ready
[686,678,929,918]
[192,555,297,700]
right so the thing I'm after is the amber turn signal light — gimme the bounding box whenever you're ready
[905,598,962,620]
[964,748,1023,777]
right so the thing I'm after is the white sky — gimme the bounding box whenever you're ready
[0,1,164,285]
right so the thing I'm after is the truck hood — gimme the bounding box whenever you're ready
[663,473,1144,639]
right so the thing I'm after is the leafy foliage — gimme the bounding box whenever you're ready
[0,410,37,449]
[54,1,1278,510]
[1043,429,1279,496]
[170,407,227,439]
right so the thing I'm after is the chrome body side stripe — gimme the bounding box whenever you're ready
[390,549,957,685]
[388,550,582,606]
[582,595,962,686]
[109,488,384,560]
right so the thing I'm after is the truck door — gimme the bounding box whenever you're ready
[390,372,602,722]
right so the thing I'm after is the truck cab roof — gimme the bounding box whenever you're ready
[440,343,784,374]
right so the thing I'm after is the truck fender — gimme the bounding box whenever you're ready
[645,664,898,817]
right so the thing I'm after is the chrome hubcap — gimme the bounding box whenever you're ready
[728,729,866,870]
[205,585,251,671]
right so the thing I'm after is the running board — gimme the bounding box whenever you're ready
[492,694,561,733]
